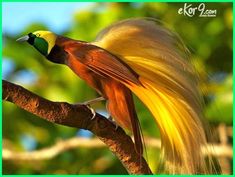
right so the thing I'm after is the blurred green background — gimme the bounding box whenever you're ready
[2,2,233,174]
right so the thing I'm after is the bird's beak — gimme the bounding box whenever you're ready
[16,35,29,42]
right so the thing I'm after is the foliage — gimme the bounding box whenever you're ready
[2,2,232,174]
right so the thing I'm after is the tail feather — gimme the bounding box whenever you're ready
[94,18,216,174]
[130,78,208,174]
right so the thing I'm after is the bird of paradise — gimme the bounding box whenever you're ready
[17,18,217,174]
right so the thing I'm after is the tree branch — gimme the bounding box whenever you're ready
[3,137,232,161]
[2,80,152,174]
[3,137,106,161]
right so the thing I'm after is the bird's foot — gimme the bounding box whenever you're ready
[108,116,119,130]
[74,97,105,120]
[83,103,96,120]
[82,97,105,119]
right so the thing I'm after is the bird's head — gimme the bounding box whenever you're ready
[17,30,57,56]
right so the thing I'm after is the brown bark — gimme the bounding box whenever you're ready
[2,80,152,175]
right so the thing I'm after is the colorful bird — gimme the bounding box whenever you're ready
[17,18,216,174]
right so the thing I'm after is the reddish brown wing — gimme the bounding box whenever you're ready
[65,42,143,155]
[68,43,141,86]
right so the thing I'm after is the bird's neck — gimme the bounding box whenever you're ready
[46,36,88,65]
[46,44,68,64]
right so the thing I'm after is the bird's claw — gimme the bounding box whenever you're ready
[108,116,119,130]
[73,102,97,120]
[74,97,105,120]
[86,104,96,120]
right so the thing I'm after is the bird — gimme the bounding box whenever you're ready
[17,18,217,174]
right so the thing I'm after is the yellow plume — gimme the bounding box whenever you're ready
[93,18,215,174]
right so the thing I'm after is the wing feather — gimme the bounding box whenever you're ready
[69,44,141,86]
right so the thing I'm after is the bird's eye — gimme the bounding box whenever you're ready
[36,33,40,37]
